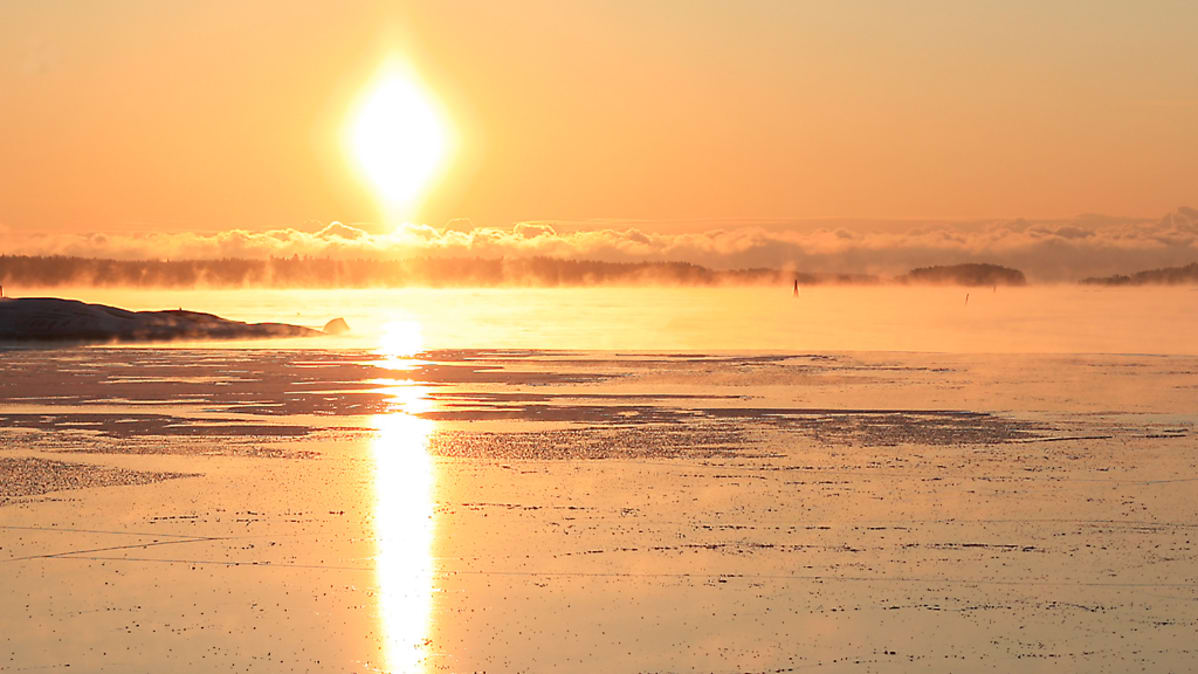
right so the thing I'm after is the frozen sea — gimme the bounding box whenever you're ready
[2,285,1197,672]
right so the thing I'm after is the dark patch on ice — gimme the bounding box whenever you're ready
[60,442,322,460]
[428,391,746,403]
[0,348,619,416]
[418,406,1044,446]
[0,413,312,438]
[0,456,197,506]
[428,426,754,460]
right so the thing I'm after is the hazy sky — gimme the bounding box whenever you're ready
[2,0,1196,236]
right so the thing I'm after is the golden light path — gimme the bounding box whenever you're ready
[377,319,425,369]
[371,320,436,673]
[348,62,452,214]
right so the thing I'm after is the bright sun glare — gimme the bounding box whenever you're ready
[349,65,450,211]
[379,319,424,363]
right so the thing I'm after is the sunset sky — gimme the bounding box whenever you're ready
[1,1,1196,276]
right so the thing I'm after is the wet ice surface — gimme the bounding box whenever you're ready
[2,347,1197,672]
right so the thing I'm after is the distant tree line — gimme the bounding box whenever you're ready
[1081,262,1198,286]
[11,255,1128,289]
[0,255,876,288]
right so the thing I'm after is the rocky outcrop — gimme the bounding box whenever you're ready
[0,297,343,342]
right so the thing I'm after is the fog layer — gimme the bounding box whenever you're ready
[3,208,1195,282]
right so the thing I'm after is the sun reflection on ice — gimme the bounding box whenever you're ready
[371,368,437,670]
[378,319,425,370]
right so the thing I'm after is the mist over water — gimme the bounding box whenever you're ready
[4,206,1196,283]
[17,285,1197,355]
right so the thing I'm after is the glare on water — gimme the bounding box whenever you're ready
[378,319,425,366]
[41,285,1198,356]
[372,331,437,672]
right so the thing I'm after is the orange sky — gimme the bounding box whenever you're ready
[2,0,1196,235]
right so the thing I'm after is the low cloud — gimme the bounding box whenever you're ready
[4,208,1196,282]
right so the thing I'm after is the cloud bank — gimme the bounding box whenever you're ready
[4,208,1196,282]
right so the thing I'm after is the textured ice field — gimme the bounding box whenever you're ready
[2,346,1196,672]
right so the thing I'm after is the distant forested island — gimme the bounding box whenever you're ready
[896,263,1027,286]
[1080,262,1198,286]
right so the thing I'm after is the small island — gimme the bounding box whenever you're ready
[1080,262,1198,286]
[896,263,1027,287]
[0,297,346,343]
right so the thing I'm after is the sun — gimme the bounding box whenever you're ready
[348,64,451,212]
